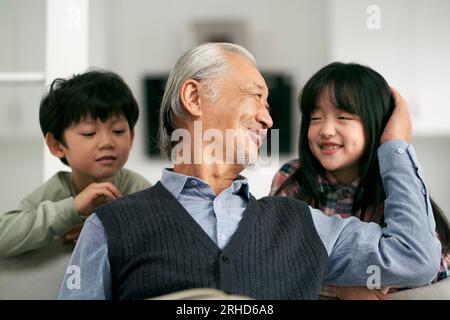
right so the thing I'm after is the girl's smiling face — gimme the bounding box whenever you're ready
[308,89,366,185]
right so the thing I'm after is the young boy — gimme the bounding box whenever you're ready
[0,70,151,258]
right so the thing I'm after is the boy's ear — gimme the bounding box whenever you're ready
[179,79,203,117]
[45,133,66,159]
[130,128,135,146]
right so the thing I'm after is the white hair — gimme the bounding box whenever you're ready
[159,42,256,159]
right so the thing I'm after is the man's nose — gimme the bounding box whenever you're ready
[256,105,273,129]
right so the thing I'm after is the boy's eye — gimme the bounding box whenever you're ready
[113,129,126,135]
[337,116,353,120]
[310,116,322,121]
[81,132,95,137]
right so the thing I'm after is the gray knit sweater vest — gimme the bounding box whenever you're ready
[96,181,329,300]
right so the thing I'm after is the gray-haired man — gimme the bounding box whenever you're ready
[59,43,440,300]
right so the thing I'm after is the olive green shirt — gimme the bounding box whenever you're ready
[0,168,151,258]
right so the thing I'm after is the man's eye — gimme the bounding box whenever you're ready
[81,132,95,137]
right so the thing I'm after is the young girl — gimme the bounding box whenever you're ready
[270,62,450,299]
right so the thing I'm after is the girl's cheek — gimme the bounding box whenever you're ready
[308,127,318,141]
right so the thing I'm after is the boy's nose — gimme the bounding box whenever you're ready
[97,133,114,149]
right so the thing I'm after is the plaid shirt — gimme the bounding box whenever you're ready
[270,159,450,298]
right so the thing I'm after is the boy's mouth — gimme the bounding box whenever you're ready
[96,155,117,163]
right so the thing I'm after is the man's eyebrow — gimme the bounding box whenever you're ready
[239,82,266,92]
[250,82,266,91]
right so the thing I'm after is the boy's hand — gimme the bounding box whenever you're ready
[61,223,84,244]
[336,286,390,300]
[380,87,412,144]
[74,182,122,217]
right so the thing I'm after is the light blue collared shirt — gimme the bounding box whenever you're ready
[58,140,441,299]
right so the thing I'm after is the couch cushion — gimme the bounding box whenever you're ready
[388,277,450,300]
[0,238,73,300]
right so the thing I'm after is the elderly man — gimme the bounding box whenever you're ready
[59,43,440,300]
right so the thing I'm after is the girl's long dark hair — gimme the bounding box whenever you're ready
[275,62,450,254]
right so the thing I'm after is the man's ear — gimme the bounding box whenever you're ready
[180,79,203,117]
[45,133,66,159]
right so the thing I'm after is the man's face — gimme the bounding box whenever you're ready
[200,53,273,166]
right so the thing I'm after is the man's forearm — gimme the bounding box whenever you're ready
[319,140,441,286]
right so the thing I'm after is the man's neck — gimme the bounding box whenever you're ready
[173,163,243,195]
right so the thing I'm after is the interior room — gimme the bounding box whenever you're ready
[1,0,449,300]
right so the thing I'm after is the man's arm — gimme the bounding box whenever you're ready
[58,214,112,299]
[313,140,441,287]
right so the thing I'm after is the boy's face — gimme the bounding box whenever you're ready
[60,114,134,187]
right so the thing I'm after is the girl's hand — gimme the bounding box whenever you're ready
[336,286,390,300]
[380,87,413,144]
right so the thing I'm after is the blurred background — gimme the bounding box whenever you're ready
[1,0,449,219]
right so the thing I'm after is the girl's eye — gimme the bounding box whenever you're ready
[338,116,353,120]
[310,117,322,121]
[81,132,95,137]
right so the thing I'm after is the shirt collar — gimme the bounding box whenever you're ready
[160,168,250,200]
[319,171,359,199]
[231,177,250,199]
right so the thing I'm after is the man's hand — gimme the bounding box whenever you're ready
[380,87,413,144]
[336,286,390,300]
[74,182,122,217]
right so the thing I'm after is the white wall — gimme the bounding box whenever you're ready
[412,137,450,218]
[0,0,46,211]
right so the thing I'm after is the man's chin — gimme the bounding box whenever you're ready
[236,149,259,167]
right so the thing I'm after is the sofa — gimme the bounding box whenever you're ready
[0,238,449,300]
[0,238,73,299]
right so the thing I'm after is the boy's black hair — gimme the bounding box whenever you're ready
[275,62,450,255]
[39,70,139,165]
